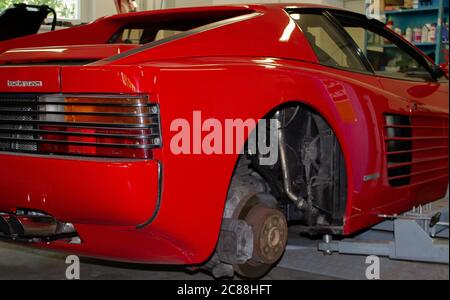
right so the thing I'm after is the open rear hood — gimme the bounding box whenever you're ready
[0,44,139,65]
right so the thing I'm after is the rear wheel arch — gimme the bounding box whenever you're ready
[206,100,349,278]
[223,99,349,232]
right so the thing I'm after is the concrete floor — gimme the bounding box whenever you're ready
[280,234,449,280]
[1,235,447,280]
[1,197,448,280]
[0,241,336,280]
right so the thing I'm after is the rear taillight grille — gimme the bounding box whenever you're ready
[384,114,449,187]
[0,94,161,159]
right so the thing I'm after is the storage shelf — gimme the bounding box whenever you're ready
[392,42,436,47]
[369,42,437,49]
[385,7,440,15]
[366,0,447,63]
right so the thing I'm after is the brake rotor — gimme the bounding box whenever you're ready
[246,205,288,264]
[234,204,288,278]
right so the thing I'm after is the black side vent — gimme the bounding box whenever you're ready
[384,114,413,187]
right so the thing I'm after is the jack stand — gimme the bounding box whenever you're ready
[321,234,333,255]
[318,198,449,264]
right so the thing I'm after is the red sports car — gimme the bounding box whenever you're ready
[0,4,448,278]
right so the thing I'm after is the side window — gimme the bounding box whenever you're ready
[290,12,368,72]
[341,23,432,80]
[118,29,144,44]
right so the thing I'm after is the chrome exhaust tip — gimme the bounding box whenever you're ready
[0,210,78,242]
[10,214,58,237]
[0,213,12,236]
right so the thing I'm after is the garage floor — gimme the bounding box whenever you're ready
[0,232,447,280]
[280,234,449,280]
[0,241,336,280]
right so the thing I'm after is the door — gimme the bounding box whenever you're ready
[287,9,406,216]
[332,10,449,207]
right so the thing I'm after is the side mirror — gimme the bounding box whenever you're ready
[439,63,449,78]
[433,63,449,79]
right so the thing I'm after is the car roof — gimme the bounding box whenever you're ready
[262,3,339,9]
[100,3,344,23]
[98,3,366,65]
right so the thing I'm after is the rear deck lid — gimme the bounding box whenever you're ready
[0,44,139,65]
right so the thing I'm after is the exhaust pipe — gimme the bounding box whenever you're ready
[0,213,12,236]
[0,210,77,240]
[8,214,59,237]
[275,111,306,209]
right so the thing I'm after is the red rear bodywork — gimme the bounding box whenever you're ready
[0,4,448,265]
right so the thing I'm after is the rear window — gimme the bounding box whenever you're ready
[115,28,183,44]
[109,9,252,45]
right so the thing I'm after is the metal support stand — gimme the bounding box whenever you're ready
[319,198,449,264]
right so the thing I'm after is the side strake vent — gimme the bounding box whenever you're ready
[0,94,161,159]
[384,114,449,187]
[384,114,413,187]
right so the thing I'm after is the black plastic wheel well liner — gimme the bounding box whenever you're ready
[243,101,348,227]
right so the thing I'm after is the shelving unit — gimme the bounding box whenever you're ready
[384,6,441,14]
[383,0,449,64]
[383,42,437,47]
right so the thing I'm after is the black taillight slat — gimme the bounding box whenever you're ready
[0,122,158,131]
[0,101,155,107]
[0,118,159,128]
[0,128,159,139]
[0,110,158,117]
[0,136,158,149]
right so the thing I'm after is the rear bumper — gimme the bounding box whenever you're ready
[0,153,195,264]
[0,153,160,227]
[37,223,194,265]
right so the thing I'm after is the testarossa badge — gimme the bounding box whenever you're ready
[7,80,43,87]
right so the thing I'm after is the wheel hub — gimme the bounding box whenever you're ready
[245,205,288,265]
